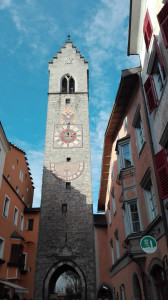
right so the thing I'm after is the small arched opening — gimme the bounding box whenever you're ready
[97,283,113,300]
[120,284,126,300]
[149,260,168,300]
[133,274,142,300]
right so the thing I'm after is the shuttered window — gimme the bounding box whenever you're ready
[157,2,168,48]
[154,149,168,199]
[154,35,166,79]
[143,10,153,50]
[9,244,23,266]
[144,76,158,114]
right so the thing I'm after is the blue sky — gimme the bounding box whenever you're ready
[0,0,139,212]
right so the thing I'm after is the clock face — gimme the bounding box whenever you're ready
[53,124,83,148]
[50,161,84,181]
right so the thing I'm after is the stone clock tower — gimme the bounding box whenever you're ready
[34,40,96,300]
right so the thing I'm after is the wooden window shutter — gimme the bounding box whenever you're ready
[157,2,168,48]
[10,244,23,266]
[143,10,153,50]
[144,76,157,114]
[154,149,168,199]
[154,35,166,79]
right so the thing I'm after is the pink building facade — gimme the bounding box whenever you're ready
[94,67,168,300]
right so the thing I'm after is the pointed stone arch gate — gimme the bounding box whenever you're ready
[43,260,86,300]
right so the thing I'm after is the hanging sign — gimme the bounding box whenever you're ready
[140,236,157,254]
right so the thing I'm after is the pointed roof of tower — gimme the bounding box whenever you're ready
[49,38,88,64]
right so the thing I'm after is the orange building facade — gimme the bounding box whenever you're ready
[0,127,40,300]
[94,67,168,299]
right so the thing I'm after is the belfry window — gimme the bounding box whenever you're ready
[62,78,67,93]
[69,77,75,93]
[61,75,75,93]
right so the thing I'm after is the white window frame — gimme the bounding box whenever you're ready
[117,138,133,172]
[140,169,158,224]
[13,207,19,226]
[115,231,120,260]
[110,240,114,264]
[111,163,114,182]
[111,188,116,215]
[19,169,24,182]
[108,201,111,225]
[152,56,166,100]
[132,107,145,154]
[123,116,128,134]
[144,183,158,223]
[0,237,5,259]
[147,42,166,102]
[3,195,10,218]
[20,214,24,232]
[123,199,142,237]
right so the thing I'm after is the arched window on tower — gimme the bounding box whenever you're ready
[62,77,67,93]
[61,75,75,93]
[69,77,75,93]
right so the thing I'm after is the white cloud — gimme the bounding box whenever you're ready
[0,0,12,9]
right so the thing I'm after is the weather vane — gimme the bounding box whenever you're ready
[67,32,71,41]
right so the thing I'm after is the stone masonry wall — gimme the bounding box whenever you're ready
[34,41,96,300]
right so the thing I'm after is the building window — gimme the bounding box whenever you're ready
[21,252,27,270]
[61,74,75,93]
[120,284,126,300]
[21,195,24,202]
[7,175,10,182]
[13,207,18,226]
[20,214,24,232]
[62,204,67,213]
[123,200,141,236]
[157,2,168,48]
[111,187,116,215]
[19,169,24,182]
[67,157,71,162]
[143,10,153,50]
[116,137,133,172]
[27,219,34,231]
[9,244,23,267]
[66,99,70,104]
[3,196,10,218]
[0,238,5,259]
[16,186,19,194]
[132,106,145,154]
[108,201,111,225]
[110,239,114,264]
[66,182,71,189]
[114,230,120,260]
[140,168,158,223]
[123,117,128,134]
[154,149,168,199]
[145,37,166,114]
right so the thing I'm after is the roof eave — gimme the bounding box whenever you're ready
[97,67,141,211]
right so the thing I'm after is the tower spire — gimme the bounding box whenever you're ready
[67,32,71,41]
